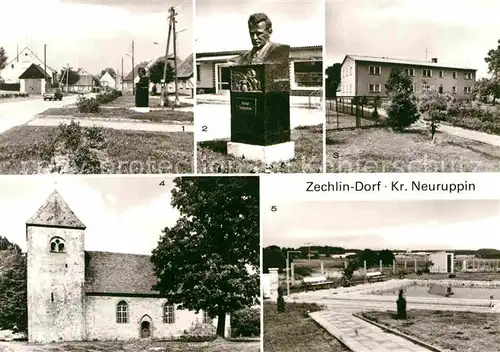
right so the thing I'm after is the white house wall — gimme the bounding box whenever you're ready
[85,296,224,341]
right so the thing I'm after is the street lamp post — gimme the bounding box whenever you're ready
[286,250,301,297]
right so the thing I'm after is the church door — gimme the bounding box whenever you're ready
[140,321,151,338]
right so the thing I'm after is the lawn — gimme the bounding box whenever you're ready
[0,125,194,174]
[264,302,349,352]
[326,127,500,172]
[361,309,500,352]
[105,94,193,108]
[37,107,194,124]
[197,125,323,173]
[0,338,260,352]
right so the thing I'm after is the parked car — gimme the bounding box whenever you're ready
[43,88,63,101]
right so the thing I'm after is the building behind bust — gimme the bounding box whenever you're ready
[26,190,228,343]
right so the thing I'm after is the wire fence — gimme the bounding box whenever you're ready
[326,95,389,130]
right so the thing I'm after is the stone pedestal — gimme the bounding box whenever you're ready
[227,141,294,164]
[228,53,294,162]
[130,107,150,113]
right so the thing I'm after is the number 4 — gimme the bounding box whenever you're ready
[159,181,165,186]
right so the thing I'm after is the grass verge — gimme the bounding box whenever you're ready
[362,309,500,352]
[197,125,323,173]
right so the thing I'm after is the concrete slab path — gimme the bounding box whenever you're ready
[27,118,193,133]
[310,311,433,352]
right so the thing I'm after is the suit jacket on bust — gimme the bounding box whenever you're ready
[236,41,290,65]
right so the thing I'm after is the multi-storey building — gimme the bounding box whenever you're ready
[337,54,477,99]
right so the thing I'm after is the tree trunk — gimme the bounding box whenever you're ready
[216,312,226,337]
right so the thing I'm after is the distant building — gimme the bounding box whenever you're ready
[122,55,192,96]
[337,54,477,99]
[0,47,56,85]
[330,252,356,259]
[64,68,99,93]
[429,251,454,273]
[195,45,323,96]
[18,63,52,94]
[99,71,117,89]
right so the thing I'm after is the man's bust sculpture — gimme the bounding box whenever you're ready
[236,12,289,65]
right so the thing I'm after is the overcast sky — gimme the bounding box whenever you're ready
[263,200,500,250]
[0,0,192,74]
[195,0,324,53]
[326,0,499,79]
[0,176,179,254]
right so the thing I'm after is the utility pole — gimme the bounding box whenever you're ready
[121,57,124,91]
[172,8,180,106]
[424,48,430,62]
[132,40,135,95]
[44,44,47,90]
[161,6,174,107]
[66,63,69,94]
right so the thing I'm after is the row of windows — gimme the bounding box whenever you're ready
[341,83,472,94]
[369,65,474,80]
[115,301,211,324]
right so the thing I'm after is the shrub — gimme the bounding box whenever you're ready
[77,96,100,113]
[230,308,260,338]
[39,120,107,174]
[386,93,419,131]
[96,89,122,104]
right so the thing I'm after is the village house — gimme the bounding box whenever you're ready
[337,54,477,99]
[0,47,56,94]
[26,190,229,344]
[63,68,99,93]
[99,71,117,90]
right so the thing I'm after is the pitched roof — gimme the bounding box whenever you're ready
[18,63,51,80]
[123,61,150,81]
[344,54,477,71]
[84,251,158,294]
[26,190,86,229]
[6,47,56,72]
[177,53,193,78]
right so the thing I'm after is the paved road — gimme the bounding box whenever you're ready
[195,103,324,141]
[0,95,81,134]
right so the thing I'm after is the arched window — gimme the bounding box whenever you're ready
[50,237,65,253]
[163,303,175,324]
[116,301,128,323]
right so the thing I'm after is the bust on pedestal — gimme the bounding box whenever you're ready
[134,67,150,113]
[396,289,407,319]
[227,12,295,164]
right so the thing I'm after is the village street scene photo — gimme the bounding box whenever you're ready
[0,0,195,174]
[262,198,500,352]
[0,176,260,352]
[325,0,500,172]
[195,0,324,173]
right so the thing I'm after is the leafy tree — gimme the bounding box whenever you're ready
[358,249,378,267]
[147,59,175,85]
[325,63,342,98]
[378,249,395,266]
[0,47,7,70]
[0,237,27,334]
[100,68,117,79]
[485,39,500,79]
[472,77,500,105]
[418,89,448,142]
[59,67,80,86]
[151,177,259,338]
[263,246,286,273]
[385,68,419,131]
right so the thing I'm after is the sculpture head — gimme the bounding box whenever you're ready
[248,13,273,50]
[138,67,146,77]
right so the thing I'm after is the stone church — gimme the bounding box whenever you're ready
[26,190,227,343]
